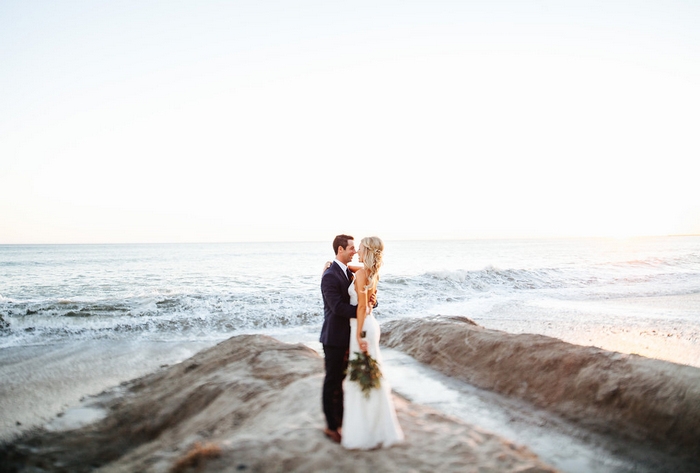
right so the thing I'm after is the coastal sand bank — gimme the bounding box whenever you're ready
[381,315,700,464]
[0,335,555,473]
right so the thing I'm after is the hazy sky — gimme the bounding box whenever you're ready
[2,1,699,244]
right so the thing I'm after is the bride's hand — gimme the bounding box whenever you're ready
[322,261,332,273]
[358,339,368,353]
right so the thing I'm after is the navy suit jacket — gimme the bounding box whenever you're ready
[320,261,357,348]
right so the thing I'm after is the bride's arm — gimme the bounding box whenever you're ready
[355,269,369,353]
[349,264,378,307]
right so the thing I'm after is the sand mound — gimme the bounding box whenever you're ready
[1,334,555,473]
[381,315,700,460]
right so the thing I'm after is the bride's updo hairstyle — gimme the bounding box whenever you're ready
[361,236,384,293]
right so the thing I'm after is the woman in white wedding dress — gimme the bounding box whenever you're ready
[341,236,404,450]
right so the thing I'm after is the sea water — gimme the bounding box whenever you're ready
[1,237,699,442]
[2,237,698,357]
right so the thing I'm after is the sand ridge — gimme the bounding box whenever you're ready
[381,315,700,462]
[1,334,556,473]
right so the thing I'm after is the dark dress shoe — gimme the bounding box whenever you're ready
[323,428,341,443]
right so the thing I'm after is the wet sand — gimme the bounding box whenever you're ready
[0,340,212,443]
[475,292,700,369]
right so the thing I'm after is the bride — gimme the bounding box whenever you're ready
[341,236,404,450]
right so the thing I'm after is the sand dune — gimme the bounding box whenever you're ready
[381,315,700,462]
[1,334,555,473]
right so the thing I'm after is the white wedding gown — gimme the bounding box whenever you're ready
[341,282,404,450]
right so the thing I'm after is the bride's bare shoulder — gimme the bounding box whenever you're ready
[354,268,369,286]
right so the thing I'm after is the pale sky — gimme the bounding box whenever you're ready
[1,1,699,244]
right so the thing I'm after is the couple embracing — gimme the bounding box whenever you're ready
[320,234,404,450]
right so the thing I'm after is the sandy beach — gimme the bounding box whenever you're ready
[1,334,556,473]
[475,292,700,370]
[2,319,699,472]
[382,316,700,452]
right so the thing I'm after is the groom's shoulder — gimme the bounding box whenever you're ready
[322,263,340,282]
[322,263,336,278]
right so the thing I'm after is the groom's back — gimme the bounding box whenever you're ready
[320,263,353,347]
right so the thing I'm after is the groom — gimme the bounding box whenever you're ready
[320,234,364,443]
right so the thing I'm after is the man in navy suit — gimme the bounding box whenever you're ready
[319,234,359,443]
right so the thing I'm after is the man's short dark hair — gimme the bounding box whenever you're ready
[333,234,354,255]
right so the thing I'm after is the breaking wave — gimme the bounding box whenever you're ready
[2,240,699,347]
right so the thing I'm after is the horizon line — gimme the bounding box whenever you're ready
[1,233,699,246]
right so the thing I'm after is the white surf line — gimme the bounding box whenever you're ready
[379,348,659,473]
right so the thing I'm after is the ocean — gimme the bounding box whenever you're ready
[1,237,700,442]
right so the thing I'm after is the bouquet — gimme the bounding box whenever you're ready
[348,350,382,398]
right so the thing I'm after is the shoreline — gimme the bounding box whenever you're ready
[0,340,214,443]
[471,292,700,370]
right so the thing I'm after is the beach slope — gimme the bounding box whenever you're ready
[0,334,555,473]
[381,315,700,462]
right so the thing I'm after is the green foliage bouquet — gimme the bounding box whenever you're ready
[348,351,382,398]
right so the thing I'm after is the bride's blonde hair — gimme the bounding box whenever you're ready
[361,236,384,292]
